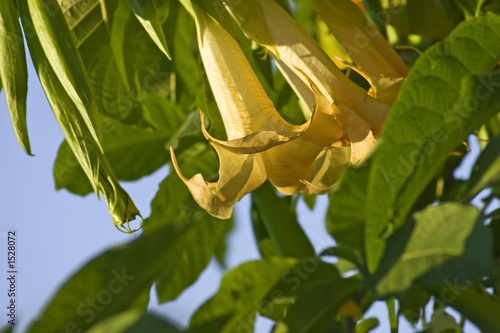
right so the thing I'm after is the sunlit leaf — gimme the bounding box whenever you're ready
[0,0,31,155]
[371,203,495,296]
[365,14,500,270]
[27,0,102,148]
[19,1,139,227]
[127,0,171,59]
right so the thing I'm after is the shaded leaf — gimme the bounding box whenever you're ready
[371,203,495,296]
[252,182,316,259]
[327,162,370,255]
[0,0,31,155]
[377,0,454,39]
[465,134,500,198]
[282,277,361,333]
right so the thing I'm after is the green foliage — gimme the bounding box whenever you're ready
[6,0,500,332]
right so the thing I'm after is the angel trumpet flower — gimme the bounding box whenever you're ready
[170,6,354,219]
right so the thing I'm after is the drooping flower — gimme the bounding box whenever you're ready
[171,5,353,219]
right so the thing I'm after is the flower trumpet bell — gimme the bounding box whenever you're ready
[170,6,356,219]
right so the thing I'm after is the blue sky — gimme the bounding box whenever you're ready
[0,51,484,332]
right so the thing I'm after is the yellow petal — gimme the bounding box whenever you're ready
[170,145,266,219]
[227,0,390,134]
[310,0,409,79]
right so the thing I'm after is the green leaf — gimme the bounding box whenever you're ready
[377,0,454,39]
[0,325,12,333]
[260,260,341,322]
[252,182,316,259]
[429,284,500,333]
[465,134,500,198]
[127,0,171,59]
[53,99,185,196]
[282,277,361,333]
[327,162,370,255]
[0,0,31,155]
[355,318,379,333]
[145,142,232,303]
[371,203,496,296]
[58,0,117,70]
[365,14,500,270]
[86,310,181,333]
[26,222,190,333]
[189,258,299,332]
[27,0,102,149]
[19,1,140,228]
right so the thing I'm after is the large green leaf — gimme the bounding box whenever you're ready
[0,0,31,155]
[371,203,495,296]
[189,258,299,333]
[465,134,500,198]
[19,1,140,228]
[58,0,117,70]
[365,14,500,270]
[26,222,189,333]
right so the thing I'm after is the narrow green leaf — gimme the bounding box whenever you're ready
[365,14,500,271]
[127,0,171,59]
[371,203,495,296]
[0,0,31,155]
[465,134,500,198]
[189,258,299,332]
[253,182,316,259]
[250,200,281,259]
[19,1,140,227]
[327,162,370,255]
[27,0,102,149]
[26,222,189,333]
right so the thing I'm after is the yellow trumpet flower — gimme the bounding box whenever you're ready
[171,6,354,219]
